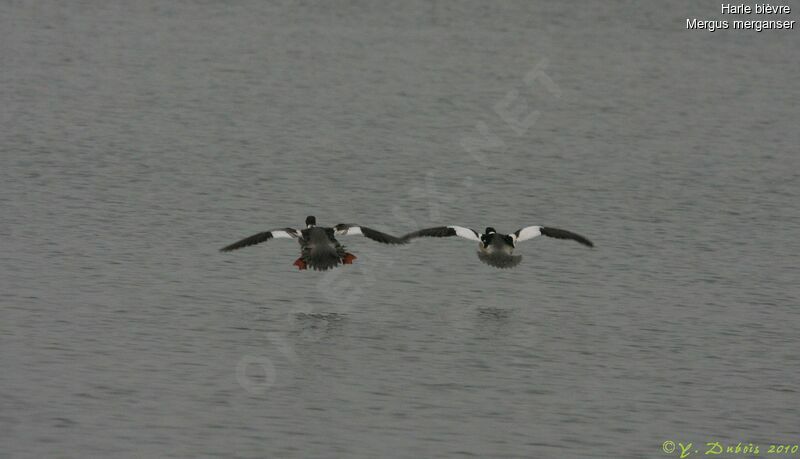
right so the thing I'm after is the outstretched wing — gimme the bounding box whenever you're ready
[510,226,593,247]
[334,224,406,244]
[402,225,481,242]
[220,228,300,252]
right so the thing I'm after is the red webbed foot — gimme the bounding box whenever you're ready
[342,253,357,264]
[293,258,307,270]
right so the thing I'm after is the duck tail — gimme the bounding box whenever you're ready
[477,251,522,269]
[304,246,342,271]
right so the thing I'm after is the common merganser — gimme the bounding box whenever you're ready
[402,225,593,269]
[221,216,406,271]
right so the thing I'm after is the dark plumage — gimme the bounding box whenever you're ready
[402,226,479,241]
[527,227,593,247]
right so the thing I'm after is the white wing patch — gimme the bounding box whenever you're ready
[448,225,481,241]
[511,226,542,243]
[335,225,363,236]
[272,229,300,239]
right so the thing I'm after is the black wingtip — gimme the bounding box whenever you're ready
[540,227,594,248]
[361,226,407,245]
[401,226,457,241]
[218,231,274,252]
[575,234,594,247]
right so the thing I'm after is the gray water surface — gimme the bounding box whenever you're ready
[2,1,799,458]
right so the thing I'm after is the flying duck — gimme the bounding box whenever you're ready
[402,225,593,269]
[221,216,406,271]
